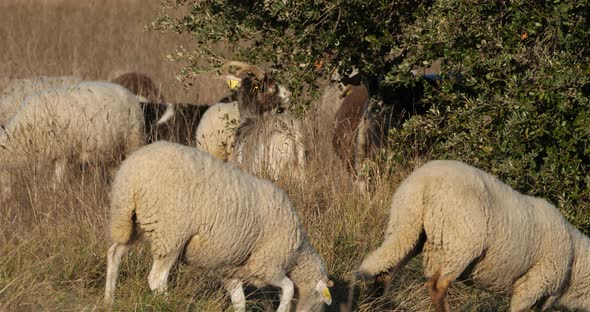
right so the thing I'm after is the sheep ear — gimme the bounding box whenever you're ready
[315,280,332,305]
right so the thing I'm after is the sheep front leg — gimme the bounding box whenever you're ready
[105,243,130,304]
[52,158,67,190]
[0,170,12,201]
[148,251,180,295]
[222,278,246,312]
[272,275,295,312]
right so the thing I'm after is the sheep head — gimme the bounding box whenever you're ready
[220,61,291,121]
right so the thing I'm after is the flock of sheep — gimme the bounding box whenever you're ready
[1,61,589,312]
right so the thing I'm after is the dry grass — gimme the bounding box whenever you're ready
[0,1,508,311]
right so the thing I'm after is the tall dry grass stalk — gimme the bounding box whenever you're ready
[0,1,508,311]
[0,0,207,104]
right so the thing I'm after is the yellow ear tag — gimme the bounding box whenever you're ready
[344,89,352,96]
[227,79,240,90]
[322,288,332,301]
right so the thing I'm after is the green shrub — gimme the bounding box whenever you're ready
[152,0,424,108]
[153,0,590,233]
[388,0,590,233]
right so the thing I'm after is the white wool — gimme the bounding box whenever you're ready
[195,101,239,161]
[359,160,590,311]
[0,76,82,124]
[105,141,331,311]
[0,81,145,192]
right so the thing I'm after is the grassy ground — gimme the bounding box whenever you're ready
[0,1,509,311]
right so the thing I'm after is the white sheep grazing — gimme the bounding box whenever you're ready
[0,76,82,124]
[194,101,239,161]
[0,81,145,191]
[357,160,590,311]
[105,141,333,311]
[232,113,307,182]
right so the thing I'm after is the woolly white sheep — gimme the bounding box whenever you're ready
[0,76,82,124]
[357,160,590,311]
[104,141,333,311]
[0,81,145,191]
[195,101,239,161]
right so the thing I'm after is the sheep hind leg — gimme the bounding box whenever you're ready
[104,242,130,304]
[148,250,180,295]
[424,245,480,312]
[509,269,558,312]
[222,278,246,312]
[271,275,295,312]
[427,269,453,312]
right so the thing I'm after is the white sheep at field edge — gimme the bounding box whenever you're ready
[357,160,590,311]
[0,81,145,191]
[105,141,333,312]
[0,76,82,124]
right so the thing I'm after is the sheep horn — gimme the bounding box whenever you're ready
[221,61,265,80]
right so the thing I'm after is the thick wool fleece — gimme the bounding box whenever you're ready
[0,81,145,167]
[109,141,328,309]
[232,113,306,182]
[0,76,82,124]
[195,101,239,161]
[359,160,590,311]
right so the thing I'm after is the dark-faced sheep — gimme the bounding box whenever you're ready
[219,62,305,181]
[110,72,174,142]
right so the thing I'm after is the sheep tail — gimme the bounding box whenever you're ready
[156,103,175,125]
[109,179,138,244]
[358,176,427,277]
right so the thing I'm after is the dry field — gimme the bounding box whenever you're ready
[0,1,507,311]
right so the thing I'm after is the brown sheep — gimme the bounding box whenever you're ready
[331,83,371,171]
